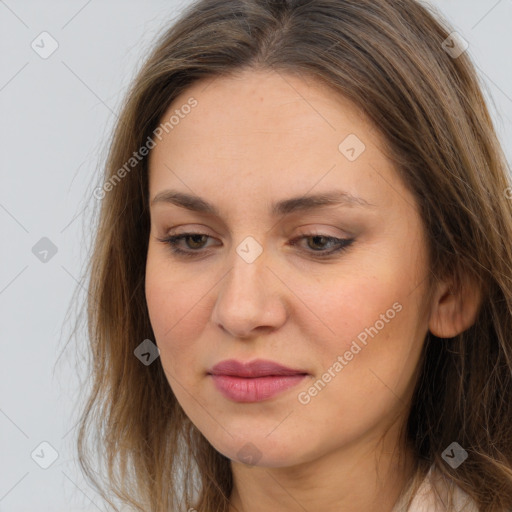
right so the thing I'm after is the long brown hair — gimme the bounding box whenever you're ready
[73,0,512,510]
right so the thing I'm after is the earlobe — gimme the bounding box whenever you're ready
[428,273,483,339]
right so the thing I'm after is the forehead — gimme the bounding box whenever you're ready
[147,69,408,216]
[158,69,376,146]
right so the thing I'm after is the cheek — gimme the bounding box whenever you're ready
[145,262,174,341]
[295,265,406,353]
[300,253,427,397]
[292,292,423,452]
[145,257,213,380]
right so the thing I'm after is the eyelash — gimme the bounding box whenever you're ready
[156,232,355,259]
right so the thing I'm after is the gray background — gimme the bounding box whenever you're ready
[1,1,511,510]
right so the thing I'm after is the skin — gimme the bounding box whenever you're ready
[145,69,481,512]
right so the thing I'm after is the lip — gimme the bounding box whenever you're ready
[208,359,308,402]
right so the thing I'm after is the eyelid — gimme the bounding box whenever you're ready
[293,225,350,238]
[157,230,355,260]
[165,222,351,237]
[162,224,354,248]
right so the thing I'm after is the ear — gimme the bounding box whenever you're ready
[428,272,483,338]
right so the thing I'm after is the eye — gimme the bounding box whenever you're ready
[156,232,355,259]
[157,233,214,259]
[289,233,354,257]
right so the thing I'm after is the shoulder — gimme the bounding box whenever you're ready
[397,464,479,512]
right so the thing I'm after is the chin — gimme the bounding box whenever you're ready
[205,430,312,469]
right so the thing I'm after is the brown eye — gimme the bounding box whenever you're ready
[306,235,332,251]
[157,232,216,259]
[157,232,355,260]
[289,234,355,257]
[183,234,209,249]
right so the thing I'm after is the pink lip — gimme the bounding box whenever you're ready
[208,359,308,402]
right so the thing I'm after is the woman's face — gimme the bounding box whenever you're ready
[145,69,433,468]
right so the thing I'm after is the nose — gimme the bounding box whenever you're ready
[211,243,288,339]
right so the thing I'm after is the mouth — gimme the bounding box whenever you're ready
[207,359,309,403]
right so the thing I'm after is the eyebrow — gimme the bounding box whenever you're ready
[150,189,376,216]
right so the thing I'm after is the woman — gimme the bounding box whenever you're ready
[76,0,512,510]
